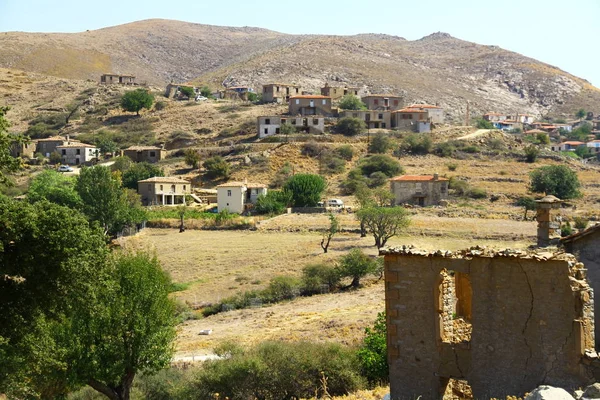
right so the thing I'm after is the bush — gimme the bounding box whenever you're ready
[336,117,366,136]
[283,174,326,207]
[322,155,346,175]
[121,89,154,115]
[561,222,573,237]
[338,95,367,110]
[468,187,487,199]
[357,312,388,385]
[203,156,230,180]
[301,141,328,158]
[487,138,505,150]
[368,133,393,154]
[336,249,379,288]
[524,145,539,163]
[463,145,480,153]
[359,155,403,177]
[49,151,62,164]
[254,190,291,215]
[399,134,432,155]
[449,177,469,196]
[367,171,388,188]
[270,162,293,188]
[537,133,550,144]
[529,165,582,199]
[301,263,341,294]
[154,101,167,111]
[184,149,201,169]
[191,341,365,399]
[266,276,302,302]
[179,86,195,99]
[340,169,369,195]
[335,145,355,161]
[122,162,164,190]
[475,118,494,129]
[435,141,456,157]
[573,216,589,230]
[447,162,458,171]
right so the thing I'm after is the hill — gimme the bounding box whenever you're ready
[1,19,599,119]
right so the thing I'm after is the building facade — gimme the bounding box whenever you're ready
[406,104,444,124]
[390,174,449,206]
[10,139,37,158]
[361,95,403,111]
[137,176,191,206]
[123,145,167,163]
[36,136,73,157]
[217,182,267,213]
[262,83,301,103]
[320,83,360,100]
[392,108,431,132]
[257,116,325,138]
[288,95,333,116]
[100,74,136,85]
[56,143,99,165]
[340,110,391,129]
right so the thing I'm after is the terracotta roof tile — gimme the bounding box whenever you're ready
[138,176,190,184]
[390,175,449,182]
[289,95,330,99]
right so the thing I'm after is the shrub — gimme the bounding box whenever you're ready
[475,118,494,129]
[573,216,589,230]
[266,276,302,302]
[367,171,388,188]
[447,162,458,171]
[184,149,201,169]
[254,190,291,215]
[301,263,341,294]
[246,92,259,102]
[322,155,346,175]
[203,156,230,180]
[335,145,355,161]
[368,133,392,154]
[215,209,233,224]
[340,169,369,195]
[301,141,328,158]
[191,341,365,399]
[200,86,212,98]
[336,117,366,136]
[357,312,388,385]
[463,145,480,153]
[537,133,550,144]
[524,145,539,163]
[179,86,195,99]
[399,134,432,155]
[359,155,403,177]
[468,187,487,199]
[435,141,456,157]
[561,222,573,237]
[49,151,62,164]
[449,177,469,196]
[487,138,505,150]
[338,95,367,110]
[336,249,379,288]
[135,368,191,400]
[154,101,167,111]
[270,162,293,188]
[283,174,326,207]
[529,165,582,199]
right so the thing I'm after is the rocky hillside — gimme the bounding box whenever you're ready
[1,19,599,119]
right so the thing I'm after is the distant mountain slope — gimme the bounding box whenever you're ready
[1,19,599,119]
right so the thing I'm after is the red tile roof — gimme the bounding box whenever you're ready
[390,175,449,182]
[394,108,427,113]
[289,95,330,99]
[408,103,442,109]
[562,141,585,146]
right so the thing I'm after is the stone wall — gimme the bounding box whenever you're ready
[382,246,595,399]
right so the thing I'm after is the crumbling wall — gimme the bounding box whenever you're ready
[383,247,595,399]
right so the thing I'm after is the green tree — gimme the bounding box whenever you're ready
[475,118,494,129]
[247,92,259,102]
[280,122,296,142]
[576,108,586,119]
[97,137,119,156]
[121,89,155,116]
[524,145,540,163]
[255,190,292,215]
[516,196,537,220]
[399,134,433,155]
[338,95,367,110]
[536,132,550,145]
[184,149,201,169]
[111,156,134,173]
[283,173,326,207]
[357,206,410,248]
[28,169,82,208]
[357,312,388,384]
[76,166,146,236]
[179,86,195,99]
[203,156,230,180]
[122,162,164,190]
[359,154,403,177]
[320,213,339,253]
[200,86,212,98]
[0,106,22,184]
[70,251,177,400]
[568,122,592,141]
[575,145,593,159]
[336,117,366,136]
[336,249,378,288]
[335,144,355,161]
[368,133,393,154]
[529,165,582,199]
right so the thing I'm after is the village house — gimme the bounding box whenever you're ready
[483,112,511,122]
[56,143,99,165]
[550,141,586,152]
[586,140,600,154]
[257,116,325,138]
[516,114,535,124]
[217,181,267,214]
[320,83,360,100]
[262,83,301,103]
[493,120,523,131]
[391,107,431,132]
[100,74,136,85]
[164,83,199,99]
[36,135,76,157]
[137,176,191,206]
[361,94,403,111]
[288,95,333,116]
[340,110,391,129]
[123,145,167,163]
[405,104,444,124]
[220,86,254,101]
[390,174,449,206]
[10,138,37,158]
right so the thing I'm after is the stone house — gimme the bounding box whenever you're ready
[221,86,254,101]
[56,143,99,165]
[550,141,586,152]
[288,95,333,116]
[123,145,167,163]
[340,110,391,129]
[257,116,325,138]
[517,114,535,124]
[10,139,37,158]
[381,246,594,399]
[406,103,444,124]
[164,83,199,99]
[390,174,448,206]
[361,94,403,111]
[586,140,600,154]
[217,181,267,213]
[262,83,301,103]
[100,74,136,85]
[562,224,600,347]
[483,112,510,122]
[320,83,360,100]
[137,176,191,206]
[391,107,431,132]
[36,136,75,157]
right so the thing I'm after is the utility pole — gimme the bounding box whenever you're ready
[465,102,470,127]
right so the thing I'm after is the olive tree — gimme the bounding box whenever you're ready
[357,206,410,248]
[529,165,582,199]
[121,89,154,116]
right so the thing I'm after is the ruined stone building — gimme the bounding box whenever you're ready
[320,83,361,100]
[100,74,136,85]
[382,246,595,399]
[262,83,301,103]
[390,174,448,207]
[256,116,324,138]
[340,110,391,129]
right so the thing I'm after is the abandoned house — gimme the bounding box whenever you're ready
[100,74,136,85]
[391,107,431,132]
[562,223,600,348]
[216,181,267,214]
[390,174,448,206]
[361,94,404,112]
[586,140,600,154]
[256,116,325,138]
[56,143,99,165]
[262,83,301,103]
[221,86,254,101]
[320,83,360,100]
[340,110,391,129]
[10,138,37,158]
[483,112,511,122]
[550,141,586,152]
[123,145,167,163]
[137,176,191,206]
[288,95,333,116]
[164,83,198,99]
[36,135,77,157]
[405,103,444,124]
[381,246,595,399]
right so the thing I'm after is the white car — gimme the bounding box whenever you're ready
[58,165,74,172]
[195,95,208,101]
[327,199,344,208]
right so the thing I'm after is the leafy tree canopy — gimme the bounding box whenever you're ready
[359,154,403,177]
[283,173,326,207]
[356,206,410,248]
[529,165,582,199]
[0,106,22,184]
[203,156,230,180]
[336,117,366,136]
[122,162,164,190]
[357,312,388,384]
[338,95,367,111]
[121,89,154,115]
[179,86,195,99]
[28,169,82,208]
[336,249,379,287]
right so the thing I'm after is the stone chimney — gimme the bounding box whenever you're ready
[66,134,70,144]
[536,195,563,247]
[433,173,439,181]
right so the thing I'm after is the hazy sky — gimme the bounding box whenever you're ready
[1,0,599,87]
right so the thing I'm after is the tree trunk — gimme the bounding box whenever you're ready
[360,220,367,237]
[351,276,360,288]
[179,214,185,233]
[320,237,330,253]
[88,379,119,400]
[88,369,136,400]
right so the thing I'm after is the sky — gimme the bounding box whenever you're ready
[1,0,599,87]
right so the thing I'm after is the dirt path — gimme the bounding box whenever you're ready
[456,129,494,140]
